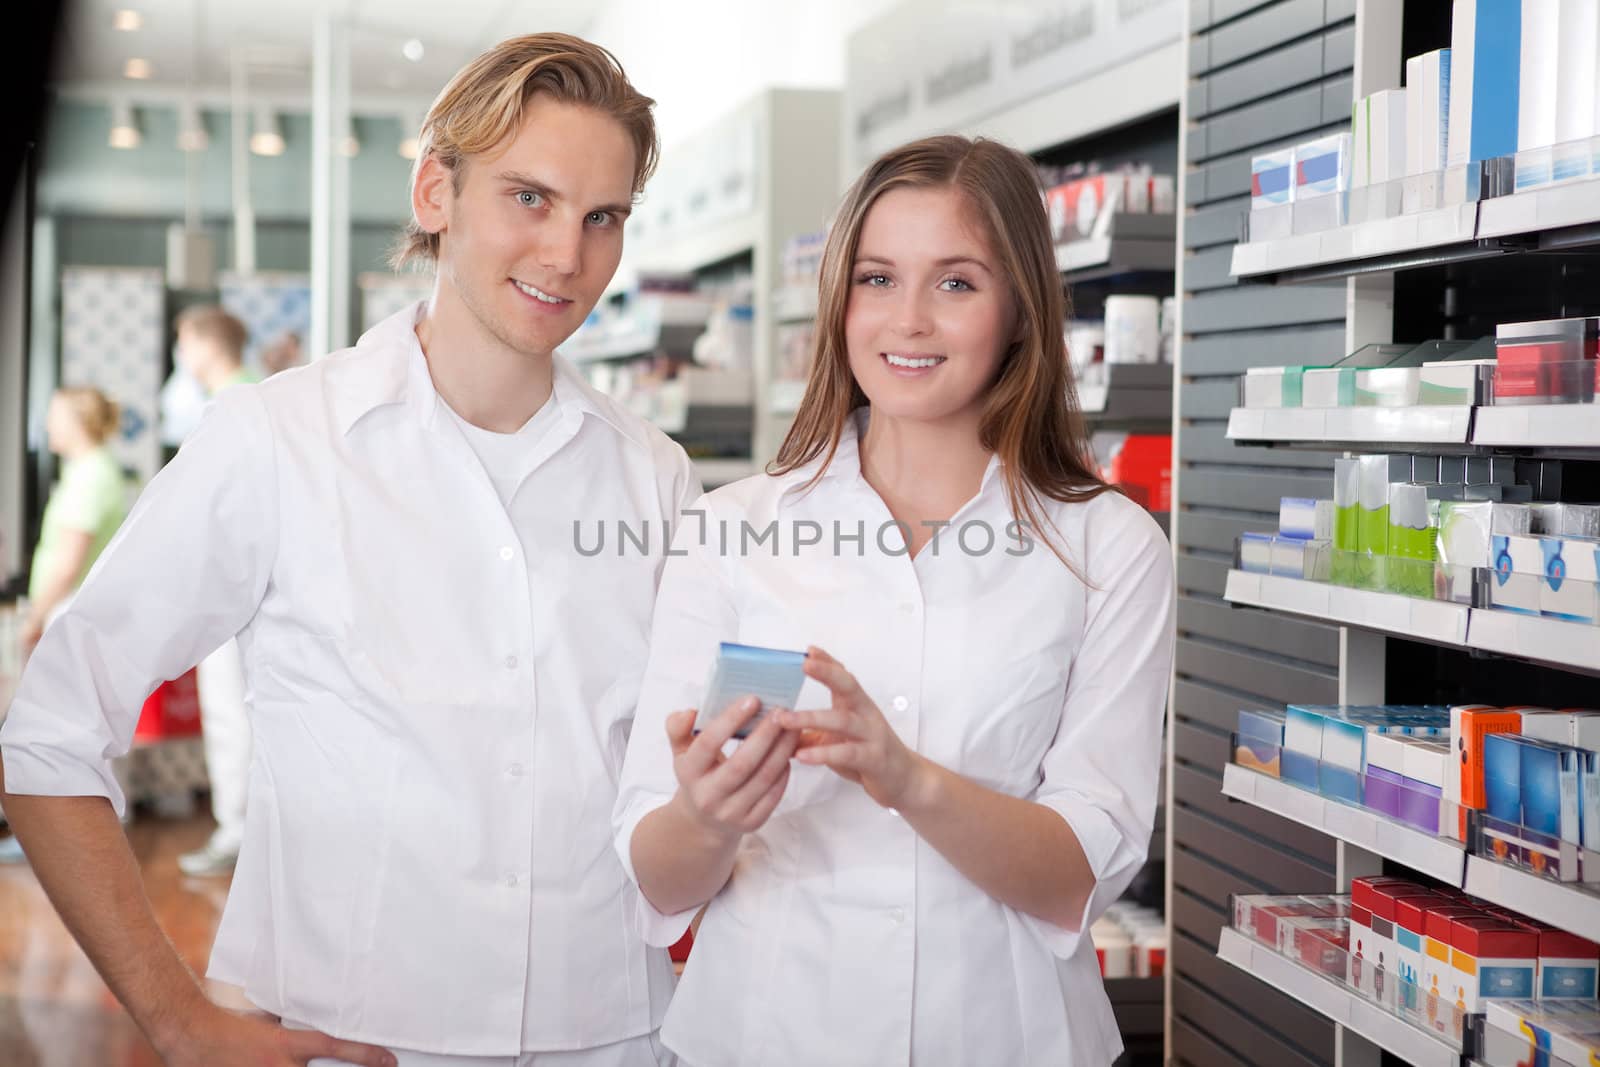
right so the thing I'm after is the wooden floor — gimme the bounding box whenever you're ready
[0,815,226,1067]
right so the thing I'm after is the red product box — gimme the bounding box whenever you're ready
[1107,433,1172,512]
[133,669,202,741]
[1350,877,1419,911]
[1395,897,1437,938]
[1253,901,1334,946]
[1287,917,1350,979]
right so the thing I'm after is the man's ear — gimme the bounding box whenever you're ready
[412,154,453,242]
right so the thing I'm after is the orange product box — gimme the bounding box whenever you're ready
[1448,706,1522,837]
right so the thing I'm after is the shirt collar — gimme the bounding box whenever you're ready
[778,406,1006,502]
[330,300,649,450]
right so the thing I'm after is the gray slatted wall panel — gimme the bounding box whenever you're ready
[1171,2,1351,1064]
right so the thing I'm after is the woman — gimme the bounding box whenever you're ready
[614,135,1174,1066]
[20,387,128,655]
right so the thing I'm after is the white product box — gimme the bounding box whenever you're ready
[1407,49,1453,175]
[1540,537,1600,622]
[1450,0,1525,166]
[1354,89,1410,186]
[1519,710,1600,751]
[1243,366,1288,408]
[1251,149,1294,209]
[1579,749,1599,853]
[1554,1,1599,151]
[1519,0,1560,154]
[1294,133,1352,197]
[1278,497,1334,541]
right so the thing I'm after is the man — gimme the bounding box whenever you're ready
[1,33,693,1067]
[170,306,259,879]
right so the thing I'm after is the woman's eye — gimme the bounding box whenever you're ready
[856,273,890,287]
[940,277,973,292]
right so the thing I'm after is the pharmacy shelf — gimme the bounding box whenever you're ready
[636,214,761,276]
[1229,203,1482,284]
[772,286,817,323]
[1216,928,1463,1067]
[1476,177,1600,241]
[1471,403,1600,454]
[1464,609,1600,678]
[1463,857,1600,943]
[1221,764,1467,886]
[1078,363,1174,426]
[563,298,715,364]
[1055,214,1176,283]
[1226,405,1474,450]
[1223,571,1472,649]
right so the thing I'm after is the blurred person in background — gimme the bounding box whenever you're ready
[169,306,259,878]
[18,387,127,657]
[0,386,130,864]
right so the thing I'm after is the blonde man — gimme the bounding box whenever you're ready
[1,34,692,1067]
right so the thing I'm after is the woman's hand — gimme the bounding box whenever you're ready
[779,647,933,811]
[665,697,800,842]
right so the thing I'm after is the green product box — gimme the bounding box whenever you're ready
[1334,459,1361,551]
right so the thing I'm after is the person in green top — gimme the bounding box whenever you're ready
[21,386,129,656]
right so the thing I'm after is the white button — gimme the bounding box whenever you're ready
[891,695,909,712]
[505,873,520,887]
[507,762,524,778]
[504,655,519,670]
[499,545,514,561]
[888,907,906,924]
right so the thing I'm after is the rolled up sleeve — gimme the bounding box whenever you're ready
[613,495,737,947]
[2,387,279,816]
[1025,500,1175,958]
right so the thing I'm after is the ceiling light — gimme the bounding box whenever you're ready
[113,9,143,31]
[177,102,208,152]
[402,39,424,63]
[109,101,141,149]
[124,57,153,80]
[249,104,285,156]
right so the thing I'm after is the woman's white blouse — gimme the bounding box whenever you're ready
[613,413,1176,1067]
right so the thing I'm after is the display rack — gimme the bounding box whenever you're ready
[1228,175,1600,286]
[1055,214,1177,284]
[1200,6,1600,1065]
[1220,763,1466,885]
[1216,928,1465,1067]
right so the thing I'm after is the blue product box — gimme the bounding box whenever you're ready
[1252,149,1294,209]
[1579,749,1600,853]
[1483,732,1523,824]
[1238,531,1273,574]
[1521,739,1581,846]
[1294,132,1352,197]
[1283,705,1328,790]
[1236,709,1287,777]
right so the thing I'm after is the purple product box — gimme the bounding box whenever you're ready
[1397,777,1444,834]
[1366,766,1409,819]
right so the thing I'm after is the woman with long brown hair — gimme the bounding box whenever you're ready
[615,135,1174,1066]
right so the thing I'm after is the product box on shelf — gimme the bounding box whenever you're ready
[1448,916,1538,1013]
[1283,705,1331,790]
[1318,716,1366,804]
[1520,738,1582,848]
[1364,732,1412,819]
[1421,904,1483,1036]
[1448,0,1524,170]
[1348,877,1425,1000]
[1482,1000,1600,1067]
[1270,536,1332,581]
[1520,709,1600,753]
[1530,926,1600,1001]
[1539,537,1600,623]
[1353,89,1410,190]
[1490,533,1546,615]
[1493,316,1600,406]
[1449,705,1523,840]
[1483,730,1528,861]
[1279,497,1335,542]
[1282,915,1351,980]
[1236,531,1273,575]
[1393,895,1440,1012]
[1235,708,1287,777]
[1293,133,1352,202]
[1234,893,1343,949]
[1400,741,1451,836]
[1406,48,1453,177]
